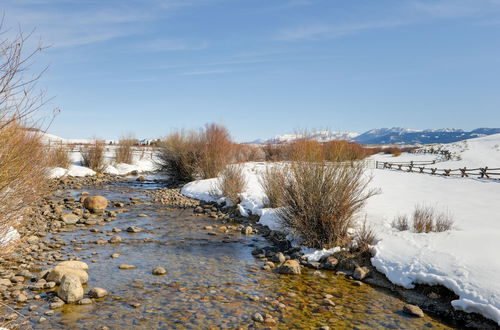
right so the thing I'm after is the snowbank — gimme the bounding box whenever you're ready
[48,150,159,179]
[181,158,500,325]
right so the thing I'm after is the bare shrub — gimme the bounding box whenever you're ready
[197,123,234,179]
[263,143,288,161]
[115,134,136,164]
[393,205,454,233]
[0,23,50,251]
[391,215,409,231]
[81,140,106,172]
[233,144,265,162]
[259,164,287,208]
[0,123,48,247]
[157,131,199,182]
[47,142,71,168]
[412,205,435,233]
[323,140,368,162]
[434,211,454,232]
[354,219,378,254]
[277,161,379,249]
[213,165,247,204]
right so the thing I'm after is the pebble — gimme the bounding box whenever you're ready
[119,264,136,270]
[152,267,167,275]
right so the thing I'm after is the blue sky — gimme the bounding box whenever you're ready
[4,0,500,141]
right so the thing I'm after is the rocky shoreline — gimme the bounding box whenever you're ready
[0,174,497,329]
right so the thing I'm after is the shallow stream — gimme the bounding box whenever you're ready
[25,179,456,329]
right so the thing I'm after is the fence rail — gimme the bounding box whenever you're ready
[376,161,500,179]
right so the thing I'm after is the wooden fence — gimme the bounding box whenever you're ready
[408,148,452,160]
[376,161,500,179]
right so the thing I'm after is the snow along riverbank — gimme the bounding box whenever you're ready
[181,153,500,325]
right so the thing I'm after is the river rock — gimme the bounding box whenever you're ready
[242,226,253,235]
[57,261,89,271]
[272,252,286,264]
[57,274,84,303]
[276,260,301,275]
[353,266,370,280]
[109,236,122,244]
[126,226,142,233]
[60,213,79,225]
[83,196,108,213]
[46,266,88,284]
[152,267,167,275]
[78,298,93,305]
[119,264,136,270]
[88,287,109,298]
[403,304,424,317]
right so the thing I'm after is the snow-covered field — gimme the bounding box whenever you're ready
[182,133,500,325]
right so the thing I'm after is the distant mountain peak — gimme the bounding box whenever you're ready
[247,128,500,145]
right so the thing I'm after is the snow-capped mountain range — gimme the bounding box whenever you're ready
[250,128,500,145]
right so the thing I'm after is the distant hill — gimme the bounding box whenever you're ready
[249,127,500,145]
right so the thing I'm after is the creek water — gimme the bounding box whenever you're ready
[26,179,455,329]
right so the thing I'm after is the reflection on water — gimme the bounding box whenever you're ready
[29,182,453,329]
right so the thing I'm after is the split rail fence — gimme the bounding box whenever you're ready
[375,161,500,180]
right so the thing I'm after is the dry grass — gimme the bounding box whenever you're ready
[391,215,410,231]
[81,140,106,172]
[212,165,247,204]
[197,123,234,179]
[157,131,199,182]
[259,164,287,208]
[46,142,71,168]
[392,205,454,233]
[354,219,378,254]
[0,123,48,249]
[412,205,435,233]
[115,135,136,164]
[277,161,379,249]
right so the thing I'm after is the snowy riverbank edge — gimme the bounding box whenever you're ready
[181,161,500,325]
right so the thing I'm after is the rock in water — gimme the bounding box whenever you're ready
[276,260,301,275]
[57,261,89,271]
[353,266,370,280]
[46,266,89,284]
[57,274,84,303]
[60,213,79,225]
[83,196,108,213]
[88,287,109,298]
[152,267,167,275]
[403,304,424,317]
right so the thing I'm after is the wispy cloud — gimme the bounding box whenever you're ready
[136,38,209,52]
[179,69,236,76]
[411,0,500,18]
[275,20,406,41]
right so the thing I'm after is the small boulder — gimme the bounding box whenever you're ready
[242,226,253,236]
[403,304,424,317]
[47,266,88,284]
[353,266,370,280]
[276,259,301,275]
[152,267,167,275]
[109,236,122,244]
[57,274,84,303]
[83,196,108,213]
[57,261,89,271]
[60,213,79,225]
[88,287,109,298]
[126,226,142,233]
